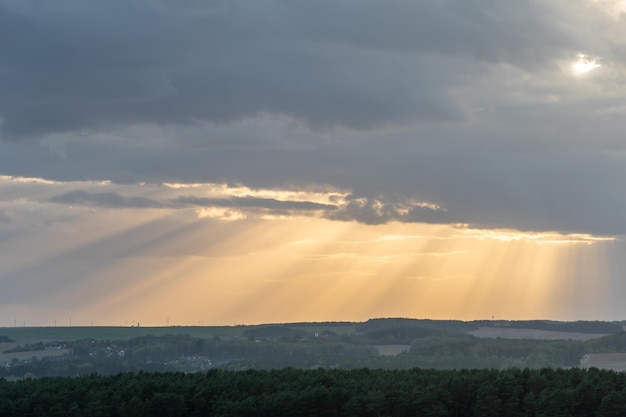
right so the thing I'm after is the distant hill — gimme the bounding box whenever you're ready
[586,331,626,352]
[356,318,622,336]
[363,326,446,344]
[0,335,15,343]
[356,318,478,334]
[474,320,622,335]
[243,325,308,341]
[4,320,626,377]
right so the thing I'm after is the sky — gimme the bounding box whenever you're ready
[2,0,626,327]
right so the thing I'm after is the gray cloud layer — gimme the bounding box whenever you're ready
[2,0,626,235]
[47,190,450,226]
[50,191,162,209]
[0,0,581,138]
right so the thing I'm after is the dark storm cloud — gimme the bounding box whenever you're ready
[49,190,162,209]
[325,195,450,225]
[46,189,455,226]
[27,121,626,235]
[0,0,574,138]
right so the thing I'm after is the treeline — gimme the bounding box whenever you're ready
[356,318,623,335]
[475,320,623,335]
[356,318,477,334]
[2,367,626,416]
[586,332,626,353]
[381,336,585,370]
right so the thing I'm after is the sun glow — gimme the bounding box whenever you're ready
[1,174,621,326]
[36,217,612,327]
[573,54,601,74]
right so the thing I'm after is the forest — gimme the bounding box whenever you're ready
[2,367,626,416]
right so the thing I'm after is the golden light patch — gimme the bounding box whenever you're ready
[573,54,601,74]
[196,207,247,221]
[590,0,626,19]
[163,181,347,206]
[459,228,615,245]
[7,207,618,326]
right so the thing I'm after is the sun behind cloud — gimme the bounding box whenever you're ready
[573,54,601,74]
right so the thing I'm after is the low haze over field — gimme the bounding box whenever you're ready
[2,0,626,326]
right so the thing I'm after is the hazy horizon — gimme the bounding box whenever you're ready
[2,316,625,330]
[2,0,626,327]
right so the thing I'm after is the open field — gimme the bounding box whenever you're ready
[580,353,626,371]
[0,326,250,342]
[372,345,411,356]
[0,343,69,363]
[469,327,608,341]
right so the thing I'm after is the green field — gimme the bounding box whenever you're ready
[0,322,358,343]
[0,326,247,342]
